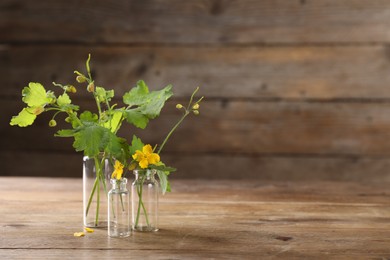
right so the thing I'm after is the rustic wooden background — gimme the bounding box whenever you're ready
[2,0,390,181]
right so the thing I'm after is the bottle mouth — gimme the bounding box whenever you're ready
[133,169,157,175]
[110,178,128,184]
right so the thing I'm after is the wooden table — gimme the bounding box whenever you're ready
[1,177,390,259]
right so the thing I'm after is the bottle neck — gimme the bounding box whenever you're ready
[110,178,128,190]
[134,169,156,181]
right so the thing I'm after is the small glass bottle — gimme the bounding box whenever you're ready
[83,154,112,228]
[131,169,159,232]
[108,178,131,237]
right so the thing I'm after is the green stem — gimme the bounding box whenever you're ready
[85,174,98,217]
[135,174,150,228]
[98,157,108,196]
[157,111,188,154]
[92,156,106,226]
[157,87,202,154]
[95,174,100,226]
[94,94,103,123]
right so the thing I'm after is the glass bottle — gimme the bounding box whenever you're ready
[108,178,131,237]
[83,154,113,228]
[131,169,159,232]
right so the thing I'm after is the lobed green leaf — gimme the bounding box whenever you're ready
[122,109,149,129]
[57,93,71,107]
[129,135,144,156]
[73,122,124,158]
[95,87,114,103]
[9,108,37,127]
[22,82,51,107]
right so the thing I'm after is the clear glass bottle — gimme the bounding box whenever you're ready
[131,169,159,232]
[108,178,131,237]
[83,154,113,228]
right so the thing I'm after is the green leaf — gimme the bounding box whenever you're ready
[122,82,173,128]
[57,93,71,107]
[115,138,130,163]
[140,85,173,119]
[10,108,37,127]
[102,110,123,132]
[122,109,149,129]
[156,170,170,194]
[73,123,102,156]
[166,181,171,193]
[80,111,98,122]
[129,135,144,156]
[73,122,123,157]
[55,129,76,137]
[123,80,149,107]
[150,164,176,172]
[22,82,51,107]
[95,86,114,103]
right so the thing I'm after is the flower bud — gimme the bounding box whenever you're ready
[68,85,77,93]
[193,110,199,115]
[87,82,95,92]
[76,75,86,83]
[49,119,57,127]
[176,104,183,109]
[192,103,200,110]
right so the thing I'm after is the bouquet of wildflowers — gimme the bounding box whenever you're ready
[10,54,203,228]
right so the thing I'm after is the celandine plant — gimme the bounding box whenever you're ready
[10,54,203,229]
[111,89,203,231]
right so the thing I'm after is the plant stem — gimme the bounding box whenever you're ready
[86,174,98,217]
[94,94,103,123]
[157,111,188,154]
[98,157,108,196]
[117,179,125,212]
[135,174,150,228]
[95,173,100,226]
[157,87,202,154]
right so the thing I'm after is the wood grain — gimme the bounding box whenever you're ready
[3,151,390,182]
[2,45,390,99]
[2,0,390,44]
[1,177,390,258]
[2,1,390,181]
[4,99,390,156]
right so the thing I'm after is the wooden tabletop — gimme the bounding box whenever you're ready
[1,177,390,259]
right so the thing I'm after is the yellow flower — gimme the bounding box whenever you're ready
[111,160,124,180]
[132,144,160,169]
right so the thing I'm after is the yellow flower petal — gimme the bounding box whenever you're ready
[116,171,123,180]
[132,150,143,161]
[147,153,160,165]
[139,158,149,169]
[74,232,85,237]
[111,160,124,179]
[84,227,94,233]
[142,144,153,155]
[114,160,123,170]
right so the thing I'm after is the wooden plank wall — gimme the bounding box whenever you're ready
[2,0,390,181]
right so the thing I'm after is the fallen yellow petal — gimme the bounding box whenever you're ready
[73,232,85,237]
[84,227,94,233]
